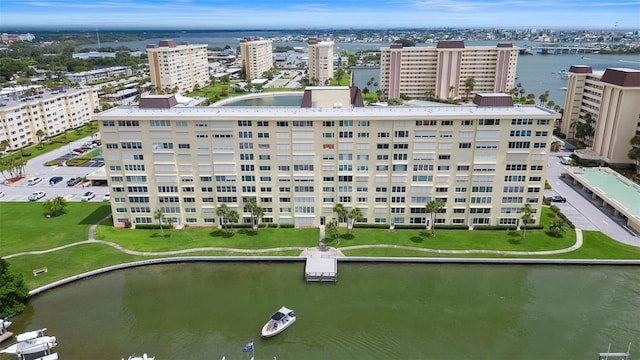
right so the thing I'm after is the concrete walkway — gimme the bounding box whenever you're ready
[3,213,584,260]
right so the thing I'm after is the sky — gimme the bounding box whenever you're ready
[1,0,639,31]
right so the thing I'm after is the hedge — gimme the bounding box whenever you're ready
[473,225,518,231]
[279,223,295,228]
[267,223,278,228]
[393,224,426,230]
[45,160,63,166]
[66,158,89,166]
[433,224,469,230]
[135,224,173,230]
[354,223,391,229]
[229,223,252,229]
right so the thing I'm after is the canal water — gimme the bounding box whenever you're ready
[4,263,639,359]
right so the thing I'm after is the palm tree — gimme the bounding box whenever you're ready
[35,129,45,149]
[367,77,374,92]
[348,208,363,235]
[425,199,445,237]
[216,204,229,233]
[520,203,534,242]
[326,221,340,245]
[332,203,348,227]
[463,77,475,100]
[166,217,174,238]
[449,85,456,98]
[227,210,239,234]
[43,196,67,217]
[628,135,640,174]
[254,207,264,233]
[154,209,165,237]
[549,219,567,237]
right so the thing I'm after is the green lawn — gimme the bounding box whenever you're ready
[0,202,112,256]
[95,219,319,252]
[2,202,639,291]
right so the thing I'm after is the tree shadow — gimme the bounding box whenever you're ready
[410,236,424,244]
[238,229,259,236]
[507,231,522,244]
[209,229,233,238]
[419,231,431,237]
[340,233,354,241]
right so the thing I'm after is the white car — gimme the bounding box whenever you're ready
[27,177,43,185]
[81,191,96,201]
[28,191,46,201]
[103,193,110,201]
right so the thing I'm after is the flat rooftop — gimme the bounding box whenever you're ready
[576,167,640,217]
[95,103,558,120]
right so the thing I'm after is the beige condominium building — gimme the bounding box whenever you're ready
[379,41,518,101]
[239,37,273,80]
[96,87,558,229]
[561,65,640,164]
[307,38,334,86]
[0,87,98,150]
[146,40,209,94]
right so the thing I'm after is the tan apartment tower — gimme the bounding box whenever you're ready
[379,41,518,101]
[307,38,334,86]
[239,37,273,80]
[146,40,209,94]
[561,65,640,164]
[95,89,558,229]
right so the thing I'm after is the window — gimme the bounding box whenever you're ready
[323,121,334,127]
[238,131,253,138]
[238,120,252,126]
[459,143,471,149]
[259,155,270,160]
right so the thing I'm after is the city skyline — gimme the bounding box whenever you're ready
[1,0,639,31]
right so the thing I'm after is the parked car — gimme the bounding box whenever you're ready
[67,177,82,186]
[103,193,111,201]
[547,195,567,203]
[72,148,86,154]
[27,177,43,185]
[81,191,96,201]
[28,191,46,201]
[49,176,63,185]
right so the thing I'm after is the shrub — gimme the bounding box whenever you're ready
[135,224,172,230]
[433,224,469,230]
[522,224,544,230]
[267,223,278,228]
[279,223,294,228]
[229,223,252,229]
[353,223,391,229]
[45,160,63,166]
[474,225,517,231]
[66,158,89,166]
[394,224,426,230]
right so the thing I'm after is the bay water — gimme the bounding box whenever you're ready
[4,262,639,359]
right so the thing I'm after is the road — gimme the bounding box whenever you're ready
[1,135,109,203]
[545,151,640,247]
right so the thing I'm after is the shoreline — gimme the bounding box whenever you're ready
[28,253,640,297]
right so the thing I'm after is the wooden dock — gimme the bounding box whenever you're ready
[305,257,337,283]
[0,331,13,343]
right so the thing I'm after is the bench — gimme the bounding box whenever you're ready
[33,267,48,276]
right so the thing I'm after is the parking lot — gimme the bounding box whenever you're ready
[0,135,109,203]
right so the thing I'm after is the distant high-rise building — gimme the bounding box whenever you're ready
[0,87,98,150]
[307,38,334,86]
[239,37,273,80]
[379,41,518,101]
[561,65,640,164]
[146,40,209,94]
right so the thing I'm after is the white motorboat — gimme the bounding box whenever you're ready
[0,317,11,334]
[122,354,155,360]
[0,328,57,355]
[261,306,296,338]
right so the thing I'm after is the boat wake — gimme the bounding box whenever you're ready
[619,59,640,64]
